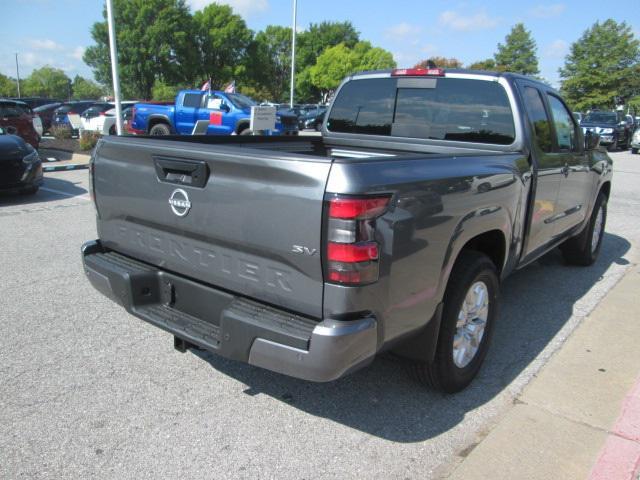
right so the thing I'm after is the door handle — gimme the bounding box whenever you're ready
[154,157,209,188]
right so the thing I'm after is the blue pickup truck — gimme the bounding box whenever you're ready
[129,90,299,136]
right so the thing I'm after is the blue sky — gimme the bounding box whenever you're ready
[2,0,639,88]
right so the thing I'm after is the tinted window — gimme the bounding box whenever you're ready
[34,103,61,112]
[547,94,577,151]
[327,77,515,144]
[182,93,202,108]
[582,112,617,124]
[522,87,552,153]
[0,104,23,118]
[327,78,395,135]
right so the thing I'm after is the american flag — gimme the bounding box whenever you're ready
[223,80,236,93]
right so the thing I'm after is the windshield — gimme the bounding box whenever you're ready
[582,112,617,124]
[327,77,516,145]
[226,93,256,110]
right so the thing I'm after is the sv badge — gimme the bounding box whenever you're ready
[292,245,318,256]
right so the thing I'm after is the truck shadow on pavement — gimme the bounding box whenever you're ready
[0,176,88,207]
[194,232,630,443]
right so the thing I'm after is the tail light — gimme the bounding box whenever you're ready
[99,112,106,116]
[391,67,445,77]
[324,194,390,285]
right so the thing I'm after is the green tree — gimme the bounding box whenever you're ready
[560,19,640,111]
[84,0,196,99]
[192,3,253,89]
[414,57,463,69]
[309,42,395,101]
[151,79,179,101]
[494,23,539,75]
[0,73,18,97]
[71,75,104,99]
[467,58,499,70]
[245,25,292,102]
[23,66,70,98]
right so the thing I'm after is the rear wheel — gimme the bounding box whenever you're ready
[607,139,618,152]
[149,123,170,136]
[632,148,638,154]
[239,128,253,135]
[560,192,607,266]
[413,251,499,393]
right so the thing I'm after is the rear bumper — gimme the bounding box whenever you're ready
[82,240,377,382]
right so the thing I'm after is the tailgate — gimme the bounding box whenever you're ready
[93,137,332,318]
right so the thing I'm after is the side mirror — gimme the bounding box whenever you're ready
[220,103,230,113]
[584,129,600,151]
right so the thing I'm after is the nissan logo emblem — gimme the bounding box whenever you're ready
[168,188,191,217]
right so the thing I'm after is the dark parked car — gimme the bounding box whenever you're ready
[80,102,114,121]
[33,102,62,134]
[10,97,62,109]
[52,101,99,134]
[0,126,42,195]
[580,110,630,151]
[0,99,40,149]
[298,106,327,130]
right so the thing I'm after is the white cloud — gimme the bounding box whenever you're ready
[438,10,499,32]
[528,3,566,18]
[69,46,85,61]
[384,23,422,41]
[28,39,63,51]
[186,0,268,17]
[545,39,569,59]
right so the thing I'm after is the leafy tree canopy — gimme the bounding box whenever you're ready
[23,66,70,98]
[494,23,539,75]
[84,0,196,99]
[72,75,105,99]
[467,58,499,70]
[414,57,463,69]
[560,19,640,111]
[0,73,18,97]
[309,41,395,101]
[193,3,252,88]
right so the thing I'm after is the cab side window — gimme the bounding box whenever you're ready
[206,95,224,110]
[522,86,552,153]
[547,94,577,151]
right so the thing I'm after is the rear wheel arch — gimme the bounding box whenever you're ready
[235,120,250,134]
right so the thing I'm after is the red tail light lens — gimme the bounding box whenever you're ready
[324,195,390,286]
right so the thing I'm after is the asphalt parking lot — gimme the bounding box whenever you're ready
[1,151,639,479]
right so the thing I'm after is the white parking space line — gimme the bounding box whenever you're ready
[40,186,91,202]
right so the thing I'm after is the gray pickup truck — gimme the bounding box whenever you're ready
[82,68,612,392]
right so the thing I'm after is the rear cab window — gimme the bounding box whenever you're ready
[327,76,516,145]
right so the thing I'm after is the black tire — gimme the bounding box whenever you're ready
[560,192,607,266]
[149,123,170,136]
[607,139,618,152]
[239,127,253,135]
[413,250,500,393]
[632,148,638,155]
[108,125,116,135]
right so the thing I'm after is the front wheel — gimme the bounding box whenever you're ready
[560,192,607,266]
[607,139,618,152]
[413,251,499,393]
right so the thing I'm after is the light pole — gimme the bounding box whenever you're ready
[106,0,123,135]
[15,53,21,98]
[289,0,297,108]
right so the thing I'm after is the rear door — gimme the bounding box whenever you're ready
[175,92,203,134]
[517,81,564,257]
[93,137,332,318]
[545,93,592,235]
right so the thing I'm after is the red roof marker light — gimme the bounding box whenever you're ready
[391,68,445,77]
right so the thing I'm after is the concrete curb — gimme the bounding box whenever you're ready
[43,164,89,172]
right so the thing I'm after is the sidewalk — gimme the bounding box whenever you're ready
[39,149,90,172]
[445,265,640,480]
